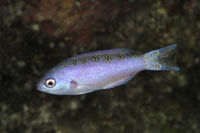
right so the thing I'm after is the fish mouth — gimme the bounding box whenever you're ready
[36,83,47,92]
[36,84,41,90]
[36,84,39,90]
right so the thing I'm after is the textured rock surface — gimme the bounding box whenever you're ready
[1,0,200,133]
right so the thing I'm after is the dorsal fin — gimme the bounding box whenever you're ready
[72,48,135,59]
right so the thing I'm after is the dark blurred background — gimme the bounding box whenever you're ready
[0,0,200,133]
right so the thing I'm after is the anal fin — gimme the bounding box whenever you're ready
[103,73,138,90]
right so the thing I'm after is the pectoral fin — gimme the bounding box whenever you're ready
[69,80,94,95]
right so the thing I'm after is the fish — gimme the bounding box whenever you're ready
[36,44,179,95]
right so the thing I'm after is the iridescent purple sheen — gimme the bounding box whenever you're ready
[36,44,179,95]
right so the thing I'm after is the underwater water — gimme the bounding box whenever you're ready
[1,0,200,133]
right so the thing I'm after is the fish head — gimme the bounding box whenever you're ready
[36,68,71,95]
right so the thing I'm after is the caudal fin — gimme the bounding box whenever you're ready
[143,44,180,71]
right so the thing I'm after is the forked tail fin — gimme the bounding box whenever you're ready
[143,44,180,71]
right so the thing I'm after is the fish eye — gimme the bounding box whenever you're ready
[45,79,56,88]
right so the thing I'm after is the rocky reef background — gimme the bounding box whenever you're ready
[1,0,200,133]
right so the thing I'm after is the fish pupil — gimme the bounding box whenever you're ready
[48,81,53,85]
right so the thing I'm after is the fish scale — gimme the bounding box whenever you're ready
[36,44,179,95]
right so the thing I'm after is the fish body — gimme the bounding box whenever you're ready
[36,44,179,95]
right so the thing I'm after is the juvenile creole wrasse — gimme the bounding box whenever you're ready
[36,44,179,95]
